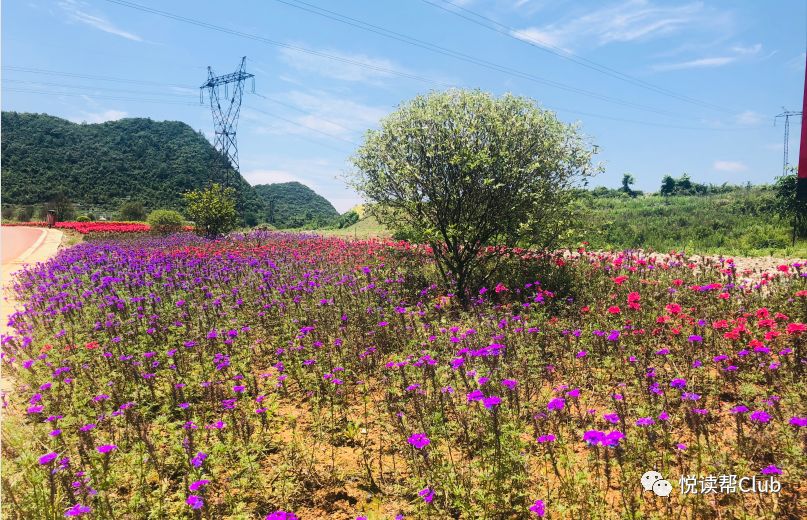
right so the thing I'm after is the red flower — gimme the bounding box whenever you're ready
[777,264,790,273]
[607,306,621,314]
[612,275,628,285]
[665,303,682,315]
[786,323,807,335]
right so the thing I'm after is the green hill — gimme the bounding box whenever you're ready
[0,111,265,223]
[253,182,339,228]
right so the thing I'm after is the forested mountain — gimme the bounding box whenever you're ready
[1,111,265,223]
[253,182,340,228]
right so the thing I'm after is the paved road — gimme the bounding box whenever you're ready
[1,226,45,264]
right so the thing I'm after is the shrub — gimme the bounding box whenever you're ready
[147,209,185,235]
[15,205,34,221]
[183,183,238,238]
[119,201,147,221]
[76,215,90,222]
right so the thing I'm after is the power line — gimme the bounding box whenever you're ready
[420,0,736,114]
[5,86,357,154]
[4,70,754,133]
[268,0,691,119]
[2,65,193,89]
[101,0,454,88]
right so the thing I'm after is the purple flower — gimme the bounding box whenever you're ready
[749,410,771,423]
[676,443,687,450]
[501,379,518,390]
[191,451,207,468]
[466,389,484,402]
[64,503,92,517]
[536,434,556,444]
[265,513,298,520]
[688,335,703,343]
[407,433,430,449]
[603,413,620,424]
[96,444,117,454]
[789,416,807,427]
[761,464,782,475]
[79,423,96,432]
[547,398,565,411]
[730,405,749,414]
[483,395,502,409]
[670,378,687,389]
[189,479,210,492]
[529,499,546,517]
[39,452,59,465]
[635,417,655,427]
[186,495,204,510]
[418,487,434,503]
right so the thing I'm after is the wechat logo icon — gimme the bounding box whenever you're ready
[642,470,673,497]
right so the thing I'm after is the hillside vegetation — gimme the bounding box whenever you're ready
[253,181,340,228]
[0,111,265,223]
[332,188,806,256]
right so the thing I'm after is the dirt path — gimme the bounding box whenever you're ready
[1,227,64,393]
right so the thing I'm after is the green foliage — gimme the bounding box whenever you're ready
[119,201,147,221]
[76,215,90,222]
[146,209,184,235]
[572,188,807,255]
[15,205,34,221]
[350,89,596,303]
[0,111,266,221]
[42,190,76,221]
[336,210,359,229]
[772,172,807,238]
[183,183,238,238]
[620,173,636,197]
[253,182,339,228]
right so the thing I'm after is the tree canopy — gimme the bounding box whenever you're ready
[253,182,340,228]
[350,89,596,303]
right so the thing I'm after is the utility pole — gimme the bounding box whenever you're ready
[200,57,255,185]
[775,108,801,176]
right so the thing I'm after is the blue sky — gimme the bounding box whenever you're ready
[3,0,806,211]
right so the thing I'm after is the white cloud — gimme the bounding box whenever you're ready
[278,45,408,82]
[510,0,708,51]
[713,160,747,172]
[68,109,128,124]
[735,110,765,126]
[652,56,736,71]
[58,0,142,41]
[652,42,763,71]
[246,90,388,143]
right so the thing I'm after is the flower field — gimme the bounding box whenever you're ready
[1,231,805,519]
[3,221,194,235]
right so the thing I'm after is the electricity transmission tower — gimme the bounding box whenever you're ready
[775,108,802,175]
[200,56,255,184]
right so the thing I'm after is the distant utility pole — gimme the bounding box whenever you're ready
[200,56,255,185]
[775,108,801,176]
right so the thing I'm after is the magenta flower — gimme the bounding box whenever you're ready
[547,398,565,411]
[466,389,484,402]
[189,479,210,491]
[636,417,655,427]
[96,444,117,454]
[265,513,298,520]
[676,443,687,450]
[64,503,92,517]
[536,434,556,444]
[483,395,502,409]
[418,487,434,503]
[39,452,59,465]
[501,379,518,390]
[186,495,204,510]
[603,413,620,424]
[749,410,771,423]
[761,464,782,475]
[789,416,807,427]
[408,433,430,449]
[529,499,546,517]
